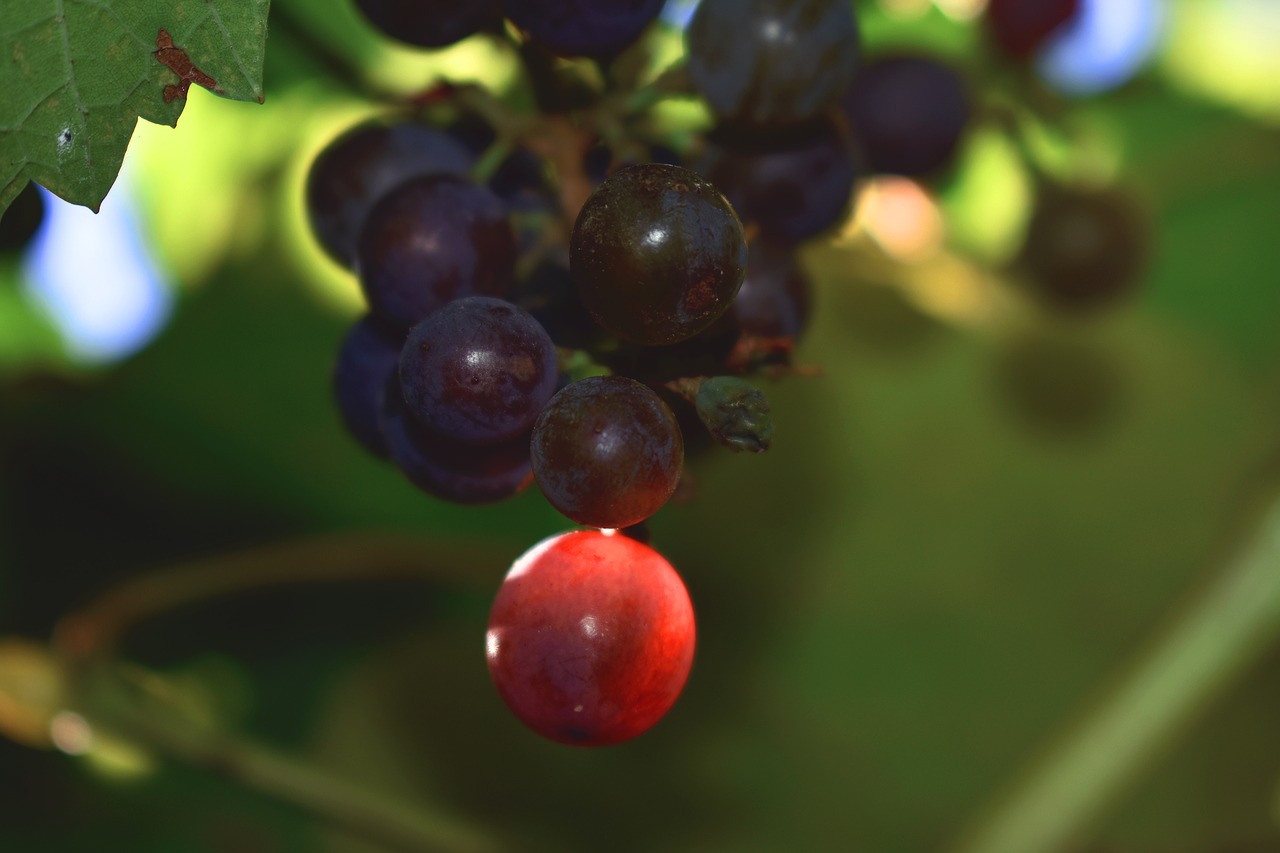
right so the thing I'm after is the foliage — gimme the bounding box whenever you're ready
[0,0,270,212]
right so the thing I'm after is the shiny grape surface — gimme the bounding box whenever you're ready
[398,297,559,445]
[486,529,696,746]
[531,376,684,529]
[686,0,860,127]
[843,55,971,178]
[305,122,473,268]
[502,0,665,58]
[356,176,517,331]
[570,164,746,345]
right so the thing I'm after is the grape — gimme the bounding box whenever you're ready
[686,0,860,127]
[381,377,534,504]
[571,164,746,346]
[0,182,45,255]
[731,240,811,340]
[531,376,683,529]
[515,258,610,351]
[487,146,553,207]
[356,176,517,331]
[399,296,559,445]
[986,0,1081,60]
[842,55,971,178]
[1019,185,1147,310]
[486,529,696,746]
[332,317,403,458]
[352,0,501,49]
[502,0,665,58]
[305,121,474,268]
[706,119,858,244]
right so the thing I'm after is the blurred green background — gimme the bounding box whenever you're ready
[3,0,1280,851]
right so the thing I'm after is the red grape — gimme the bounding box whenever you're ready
[531,376,684,529]
[486,529,696,746]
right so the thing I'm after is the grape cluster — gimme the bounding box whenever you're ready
[312,0,1152,745]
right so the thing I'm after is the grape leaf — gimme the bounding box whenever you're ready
[0,0,271,215]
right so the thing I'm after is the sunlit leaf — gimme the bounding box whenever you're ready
[0,0,270,214]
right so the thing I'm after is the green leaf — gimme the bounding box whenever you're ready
[0,0,271,214]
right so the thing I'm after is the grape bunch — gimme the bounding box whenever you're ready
[310,0,1153,745]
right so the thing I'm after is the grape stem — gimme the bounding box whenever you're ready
[54,532,513,664]
[52,659,502,853]
[956,485,1280,852]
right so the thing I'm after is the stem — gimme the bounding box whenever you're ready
[470,139,516,184]
[79,666,501,853]
[621,63,692,116]
[956,489,1280,853]
[55,533,513,664]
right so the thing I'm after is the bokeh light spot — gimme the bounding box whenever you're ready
[1037,0,1166,96]
[21,173,171,365]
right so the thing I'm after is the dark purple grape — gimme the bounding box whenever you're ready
[502,0,665,58]
[686,0,860,127]
[332,317,403,458]
[731,240,811,339]
[0,182,45,255]
[531,376,683,529]
[1020,184,1148,311]
[986,0,1080,60]
[570,164,746,346]
[487,147,551,204]
[399,297,559,445]
[352,0,502,49]
[515,258,610,351]
[356,176,517,331]
[706,120,858,244]
[305,121,473,268]
[382,377,534,504]
[842,55,971,178]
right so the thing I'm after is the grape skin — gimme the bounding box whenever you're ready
[356,176,517,332]
[332,317,403,458]
[502,0,665,58]
[381,377,534,504]
[731,240,812,340]
[1020,185,1147,310]
[399,297,559,445]
[842,55,971,178]
[986,0,1081,60]
[686,0,860,127]
[352,0,502,49]
[305,121,473,268]
[570,164,746,346]
[531,376,684,529]
[706,120,858,244]
[486,529,696,746]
